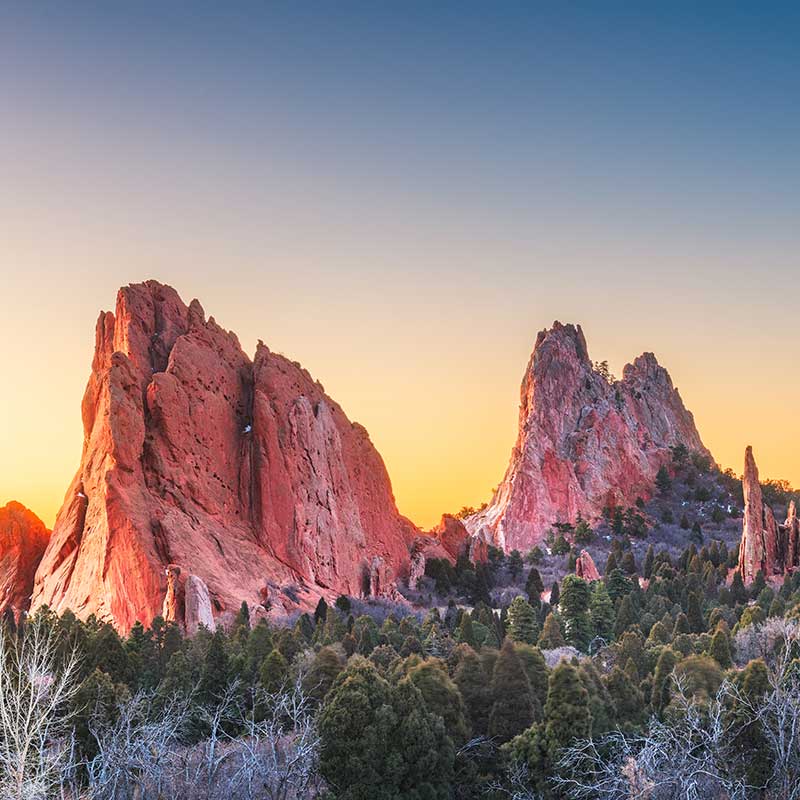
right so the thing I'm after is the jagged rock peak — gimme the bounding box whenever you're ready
[466,321,710,552]
[0,502,50,618]
[32,281,417,633]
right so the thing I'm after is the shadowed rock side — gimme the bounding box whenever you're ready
[466,322,710,552]
[0,502,50,618]
[738,446,800,584]
[31,281,416,633]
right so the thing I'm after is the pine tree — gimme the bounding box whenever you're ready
[643,544,655,579]
[199,628,229,703]
[730,570,748,605]
[259,649,288,693]
[708,628,732,668]
[560,575,593,651]
[613,595,636,639]
[655,465,672,493]
[303,646,343,703]
[507,596,539,645]
[652,648,680,713]
[549,581,560,607]
[538,612,566,649]
[488,640,535,743]
[456,611,477,648]
[687,591,706,633]
[319,658,454,799]
[453,644,491,736]
[544,662,591,761]
[407,659,468,745]
[604,666,644,730]
[590,581,615,644]
[514,643,549,713]
[526,567,544,602]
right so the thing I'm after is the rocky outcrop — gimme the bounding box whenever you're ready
[575,550,600,581]
[32,281,416,632]
[0,502,50,618]
[466,322,710,552]
[429,515,470,561]
[738,447,800,584]
[184,575,216,635]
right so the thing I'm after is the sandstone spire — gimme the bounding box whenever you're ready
[738,445,782,583]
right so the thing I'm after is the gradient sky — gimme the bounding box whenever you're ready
[1,2,799,529]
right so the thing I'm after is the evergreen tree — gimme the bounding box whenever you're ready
[538,613,566,649]
[303,646,343,703]
[590,581,615,644]
[407,659,468,745]
[687,591,706,633]
[319,658,454,800]
[652,648,680,714]
[708,628,732,669]
[456,611,477,648]
[604,666,644,730]
[453,645,491,736]
[199,629,229,703]
[655,465,672,493]
[613,595,636,639]
[507,596,539,645]
[560,575,593,651]
[549,581,560,607]
[643,544,655,579]
[488,640,535,743]
[514,643,549,713]
[525,567,544,602]
[259,649,288,693]
[544,662,591,761]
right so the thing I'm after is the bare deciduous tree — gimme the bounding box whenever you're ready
[0,619,80,800]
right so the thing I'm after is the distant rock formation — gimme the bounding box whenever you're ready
[466,322,709,551]
[738,446,800,583]
[0,502,50,618]
[575,549,601,581]
[31,281,417,632]
[407,514,488,591]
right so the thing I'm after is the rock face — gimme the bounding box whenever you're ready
[32,281,416,632]
[738,446,800,584]
[466,322,709,552]
[575,550,600,581]
[0,502,50,618]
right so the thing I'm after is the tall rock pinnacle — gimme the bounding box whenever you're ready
[31,281,416,632]
[737,445,799,583]
[466,322,710,551]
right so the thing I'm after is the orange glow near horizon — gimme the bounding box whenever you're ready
[3,269,799,533]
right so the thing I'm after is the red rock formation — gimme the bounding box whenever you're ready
[32,281,416,632]
[467,322,710,552]
[575,550,600,581]
[0,502,50,617]
[430,515,470,561]
[737,446,800,584]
